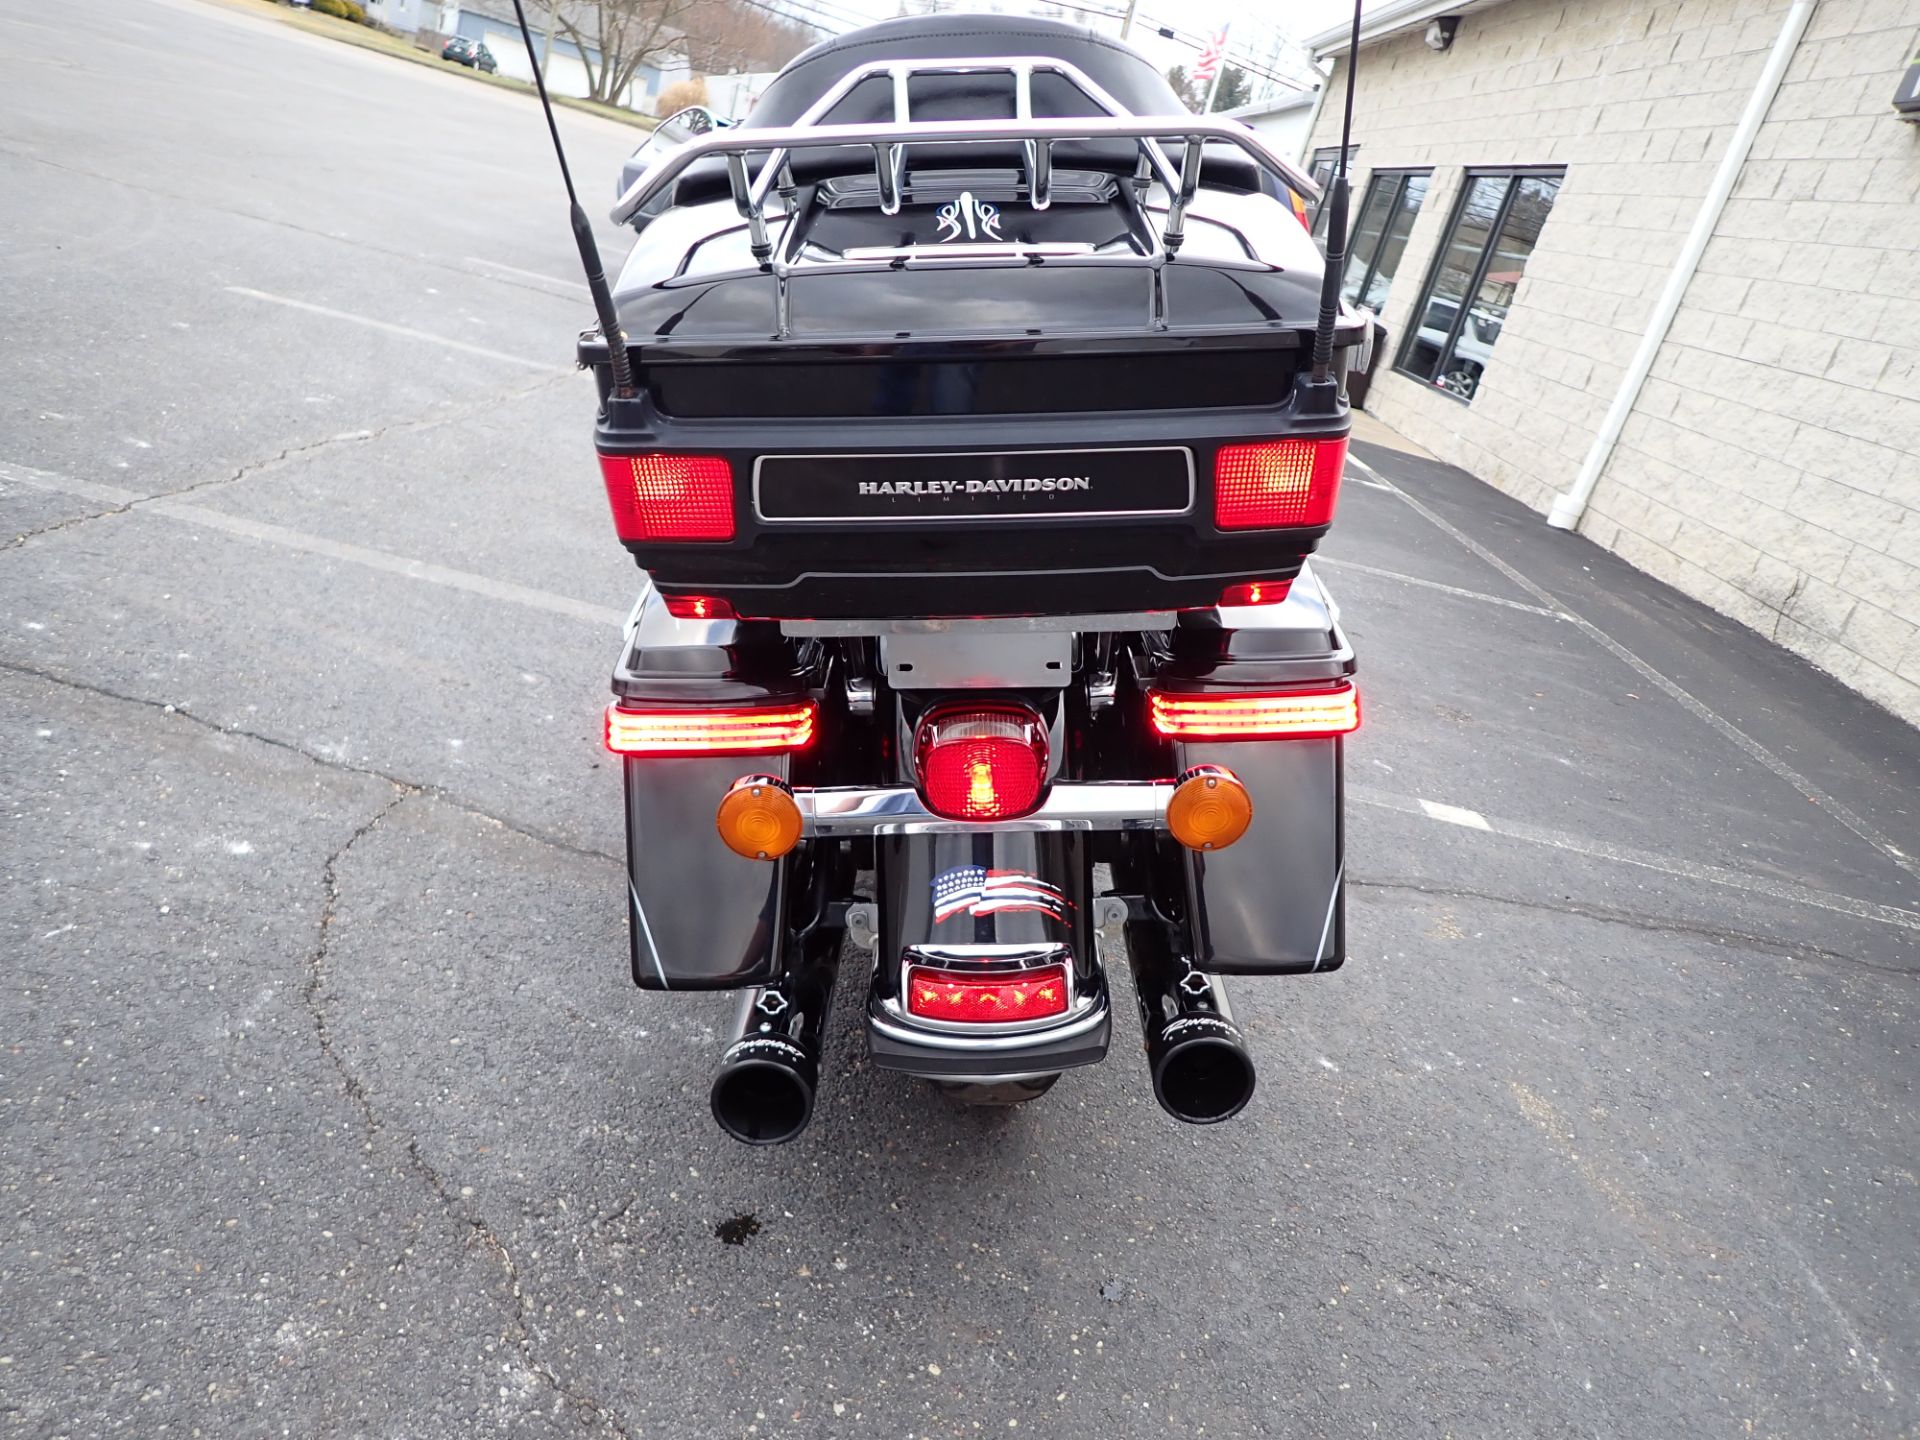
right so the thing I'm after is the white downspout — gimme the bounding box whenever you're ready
[1546,0,1816,531]
[1297,60,1334,168]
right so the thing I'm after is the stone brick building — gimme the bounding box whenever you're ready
[1302,0,1920,725]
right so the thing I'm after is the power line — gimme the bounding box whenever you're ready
[1140,14,1320,90]
[712,0,1322,97]
[734,0,873,35]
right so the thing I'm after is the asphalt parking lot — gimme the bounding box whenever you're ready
[5,1,1920,1436]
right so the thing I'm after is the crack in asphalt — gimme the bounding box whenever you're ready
[10,647,633,1430]
[0,657,622,868]
[5,653,636,1432]
[1352,876,1918,977]
[10,657,1904,977]
[303,790,635,1439]
[6,371,576,548]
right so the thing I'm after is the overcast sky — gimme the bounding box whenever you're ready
[788,1,1365,94]
[802,1,1364,45]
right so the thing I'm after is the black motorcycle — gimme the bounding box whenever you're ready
[520,12,1370,1142]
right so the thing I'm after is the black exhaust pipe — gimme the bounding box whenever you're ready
[1125,920,1256,1125]
[710,928,840,1145]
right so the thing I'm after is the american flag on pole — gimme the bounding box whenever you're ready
[1192,25,1230,84]
[931,867,1068,924]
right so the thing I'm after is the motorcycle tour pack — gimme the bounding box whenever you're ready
[533,12,1368,1140]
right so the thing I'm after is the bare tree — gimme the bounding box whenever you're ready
[550,0,813,108]
[685,2,812,73]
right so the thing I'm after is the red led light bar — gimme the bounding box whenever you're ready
[1214,437,1348,530]
[598,453,734,542]
[1148,683,1360,740]
[906,964,1069,1024]
[604,701,816,756]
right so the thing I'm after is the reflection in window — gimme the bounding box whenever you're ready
[1306,146,1358,238]
[1340,170,1429,313]
[1397,170,1562,402]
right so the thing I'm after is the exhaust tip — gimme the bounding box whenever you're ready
[710,1051,815,1145]
[1154,1028,1256,1125]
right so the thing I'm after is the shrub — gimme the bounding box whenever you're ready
[311,0,368,22]
[654,76,708,117]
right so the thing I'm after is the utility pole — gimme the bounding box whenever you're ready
[1119,0,1138,41]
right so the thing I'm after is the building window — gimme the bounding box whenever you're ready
[1340,169,1430,313]
[1306,146,1357,238]
[1397,169,1563,402]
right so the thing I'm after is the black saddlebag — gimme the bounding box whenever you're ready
[612,601,821,990]
[1138,564,1354,974]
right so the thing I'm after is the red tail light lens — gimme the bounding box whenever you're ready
[915,705,1048,821]
[907,964,1069,1024]
[1219,579,1292,607]
[1214,437,1348,530]
[1149,683,1360,740]
[662,594,735,620]
[604,701,815,755]
[599,453,734,542]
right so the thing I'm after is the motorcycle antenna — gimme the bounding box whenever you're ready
[504,0,636,398]
[1296,0,1364,417]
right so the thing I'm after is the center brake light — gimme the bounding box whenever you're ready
[605,701,816,756]
[915,704,1049,821]
[1149,683,1360,740]
[599,453,734,541]
[906,964,1070,1024]
[1214,437,1348,530]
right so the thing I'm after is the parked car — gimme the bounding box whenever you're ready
[441,36,497,73]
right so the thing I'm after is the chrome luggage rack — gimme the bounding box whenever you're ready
[609,55,1321,271]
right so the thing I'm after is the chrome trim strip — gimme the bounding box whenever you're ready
[750,446,1194,526]
[1311,862,1344,974]
[868,993,1110,1053]
[781,611,1176,637]
[628,880,670,989]
[798,782,1172,836]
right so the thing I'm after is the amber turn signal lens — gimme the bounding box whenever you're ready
[1166,766,1253,851]
[716,775,803,860]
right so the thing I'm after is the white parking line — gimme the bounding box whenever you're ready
[1348,454,1920,886]
[1418,798,1492,830]
[1352,782,1920,936]
[1314,555,1564,619]
[462,256,591,298]
[2,460,626,627]
[224,286,565,371]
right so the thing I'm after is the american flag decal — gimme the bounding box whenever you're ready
[931,866,1068,924]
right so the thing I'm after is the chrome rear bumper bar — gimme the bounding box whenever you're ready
[797,781,1171,837]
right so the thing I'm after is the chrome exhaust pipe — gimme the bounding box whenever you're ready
[709,930,839,1145]
[1125,920,1256,1125]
